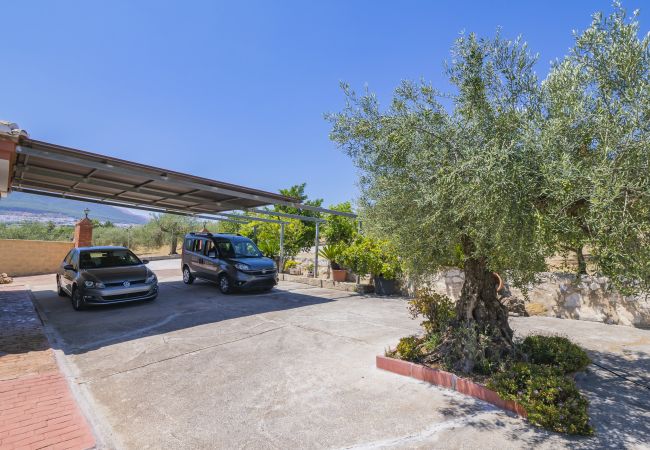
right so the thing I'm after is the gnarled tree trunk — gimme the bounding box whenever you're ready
[169,234,178,255]
[455,256,513,344]
[438,238,513,373]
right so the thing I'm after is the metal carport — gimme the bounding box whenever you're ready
[0,121,356,275]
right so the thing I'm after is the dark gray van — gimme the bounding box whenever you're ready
[181,232,277,294]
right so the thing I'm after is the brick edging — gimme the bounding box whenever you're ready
[0,286,97,450]
[376,355,527,418]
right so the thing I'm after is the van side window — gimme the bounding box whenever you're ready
[184,238,194,251]
[193,239,205,253]
[63,250,73,264]
[216,240,235,258]
[205,241,217,258]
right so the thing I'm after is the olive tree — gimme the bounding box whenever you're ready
[329,33,545,366]
[541,4,650,291]
[151,214,198,255]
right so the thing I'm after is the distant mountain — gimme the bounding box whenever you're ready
[0,192,148,225]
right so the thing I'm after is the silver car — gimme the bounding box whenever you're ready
[56,246,158,310]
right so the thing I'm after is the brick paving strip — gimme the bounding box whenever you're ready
[1,285,95,450]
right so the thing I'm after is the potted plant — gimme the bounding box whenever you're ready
[341,236,402,295]
[318,244,347,282]
[305,262,314,277]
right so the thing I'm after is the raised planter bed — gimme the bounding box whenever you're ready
[280,273,374,294]
[376,355,527,418]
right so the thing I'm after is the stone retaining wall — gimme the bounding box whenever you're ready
[421,269,650,328]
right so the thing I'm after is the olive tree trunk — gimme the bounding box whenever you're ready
[169,234,178,255]
[576,246,587,275]
[439,238,514,373]
[455,256,513,344]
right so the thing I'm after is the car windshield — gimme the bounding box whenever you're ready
[79,249,142,269]
[217,239,262,258]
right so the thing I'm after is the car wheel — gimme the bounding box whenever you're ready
[182,266,194,285]
[71,287,86,311]
[218,274,232,294]
[56,276,66,297]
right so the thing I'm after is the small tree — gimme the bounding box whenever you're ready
[329,32,545,370]
[239,219,306,260]
[274,183,323,250]
[323,201,357,245]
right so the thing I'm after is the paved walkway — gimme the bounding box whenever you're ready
[12,262,650,449]
[0,285,95,450]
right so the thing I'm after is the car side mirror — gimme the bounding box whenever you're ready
[63,264,75,271]
[142,259,150,264]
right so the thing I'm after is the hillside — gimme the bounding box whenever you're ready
[0,192,148,225]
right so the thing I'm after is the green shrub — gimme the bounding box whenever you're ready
[488,362,593,435]
[408,289,456,336]
[283,260,299,271]
[396,335,422,361]
[422,333,442,353]
[520,335,591,374]
[340,236,402,279]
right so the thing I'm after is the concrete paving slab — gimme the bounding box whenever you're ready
[17,261,650,449]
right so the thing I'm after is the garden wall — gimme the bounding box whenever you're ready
[0,239,73,277]
[419,269,650,329]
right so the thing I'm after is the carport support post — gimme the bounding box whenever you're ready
[279,222,285,274]
[314,222,319,278]
[356,220,362,284]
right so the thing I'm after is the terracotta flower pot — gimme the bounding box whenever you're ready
[332,269,347,282]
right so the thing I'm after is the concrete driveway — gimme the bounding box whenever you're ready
[20,260,650,449]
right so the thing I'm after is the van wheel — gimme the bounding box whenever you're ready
[56,276,66,297]
[71,287,86,311]
[218,274,232,294]
[182,266,194,284]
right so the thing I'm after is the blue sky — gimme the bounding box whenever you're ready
[2,1,645,211]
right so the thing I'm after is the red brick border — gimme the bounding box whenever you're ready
[1,286,96,450]
[376,355,527,418]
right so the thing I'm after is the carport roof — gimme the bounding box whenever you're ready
[9,137,310,216]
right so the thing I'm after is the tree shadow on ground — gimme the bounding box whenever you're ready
[431,348,650,449]
[25,279,348,356]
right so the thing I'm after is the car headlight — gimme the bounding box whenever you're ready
[146,274,157,284]
[84,280,105,288]
[235,263,250,271]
